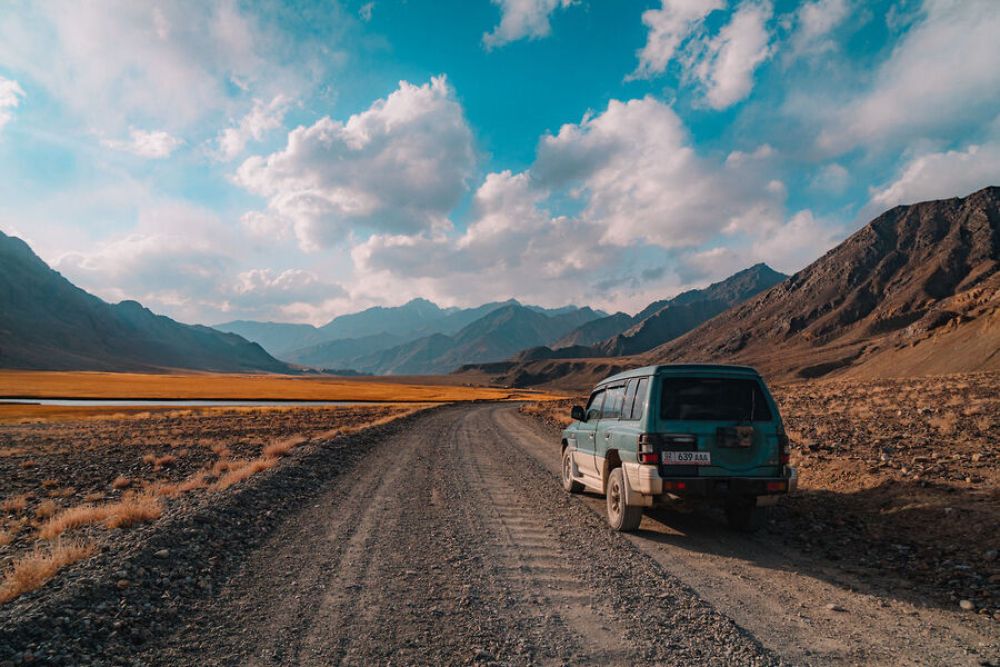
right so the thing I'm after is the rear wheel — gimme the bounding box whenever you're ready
[606,468,642,532]
[725,497,767,532]
[561,447,584,493]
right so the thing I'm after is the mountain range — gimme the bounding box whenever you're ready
[476,186,1000,388]
[0,231,290,373]
[4,187,997,383]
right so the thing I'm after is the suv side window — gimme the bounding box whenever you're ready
[626,377,648,420]
[586,389,605,422]
[602,384,625,419]
[621,379,638,421]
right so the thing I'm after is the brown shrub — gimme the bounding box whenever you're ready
[35,500,58,519]
[111,476,131,490]
[2,494,29,513]
[104,493,162,529]
[262,435,307,458]
[211,457,278,491]
[40,479,59,489]
[0,528,13,546]
[19,460,37,469]
[38,494,163,539]
[83,492,104,503]
[0,541,97,604]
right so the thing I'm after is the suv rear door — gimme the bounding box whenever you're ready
[654,375,780,478]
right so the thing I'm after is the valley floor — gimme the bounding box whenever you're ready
[0,375,997,665]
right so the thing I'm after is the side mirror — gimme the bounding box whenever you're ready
[571,405,586,422]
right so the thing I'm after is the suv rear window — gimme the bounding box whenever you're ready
[659,377,773,422]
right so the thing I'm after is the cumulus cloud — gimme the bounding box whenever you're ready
[351,96,797,309]
[353,169,615,306]
[810,162,849,193]
[630,0,723,80]
[0,76,25,133]
[867,142,1000,212]
[235,76,475,250]
[231,268,346,309]
[0,1,306,133]
[684,0,774,109]
[818,0,1000,152]
[533,96,783,247]
[215,95,291,161]
[786,0,849,59]
[630,0,774,109]
[102,128,183,158]
[483,0,574,49]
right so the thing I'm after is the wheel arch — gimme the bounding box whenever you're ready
[602,449,622,494]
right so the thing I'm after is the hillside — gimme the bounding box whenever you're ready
[0,232,290,373]
[352,304,604,375]
[597,263,787,356]
[648,186,1000,380]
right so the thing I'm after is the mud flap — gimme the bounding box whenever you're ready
[621,465,654,508]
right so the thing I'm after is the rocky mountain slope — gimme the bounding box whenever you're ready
[648,186,1000,379]
[0,232,291,373]
[351,304,604,375]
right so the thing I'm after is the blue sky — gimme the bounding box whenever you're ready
[1,0,999,325]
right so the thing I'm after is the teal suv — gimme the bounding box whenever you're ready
[561,364,797,532]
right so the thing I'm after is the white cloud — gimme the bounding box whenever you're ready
[787,0,849,59]
[216,95,291,161]
[818,0,1000,152]
[810,162,849,193]
[359,2,375,22]
[232,268,345,309]
[0,76,25,132]
[685,0,774,109]
[235,76,475,250]
[630,0,723,80]
[867,142,1000,212]
[102,128,183,158]
[483,0,574,49]
[533,96,783,247]
[353,169,615,306]
[0,1,306,133]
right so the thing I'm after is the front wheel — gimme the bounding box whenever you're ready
[606,468,642,532]
[561,447,584,493]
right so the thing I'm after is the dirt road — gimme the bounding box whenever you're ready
[142,404,997,665]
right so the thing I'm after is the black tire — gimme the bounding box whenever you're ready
[726,497,767,532]
[606,468,642,532]
[561,446,584,494]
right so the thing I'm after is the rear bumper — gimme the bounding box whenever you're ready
[624,462,797,500]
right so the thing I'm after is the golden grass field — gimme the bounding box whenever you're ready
[0,370,557,401]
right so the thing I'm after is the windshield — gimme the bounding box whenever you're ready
[659,377,773,422]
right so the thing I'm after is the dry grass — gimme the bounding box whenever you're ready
[0,528,13,546]
[0,370,557,404]
[0,540,97,604]
[111,476,131,490]
[210,457,279,491]
[2,494,29,513]
[19,460,36,469]
[34,500,57,519]
[261,435,307,458]
[37,493,163,540]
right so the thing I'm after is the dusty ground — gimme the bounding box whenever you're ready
[0,405,423,603]
[521,371,1000,620]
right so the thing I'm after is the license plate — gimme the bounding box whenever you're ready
[662,451,711,465]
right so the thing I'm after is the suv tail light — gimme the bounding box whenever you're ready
[637,434,659,465]
[778,432,790,465]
